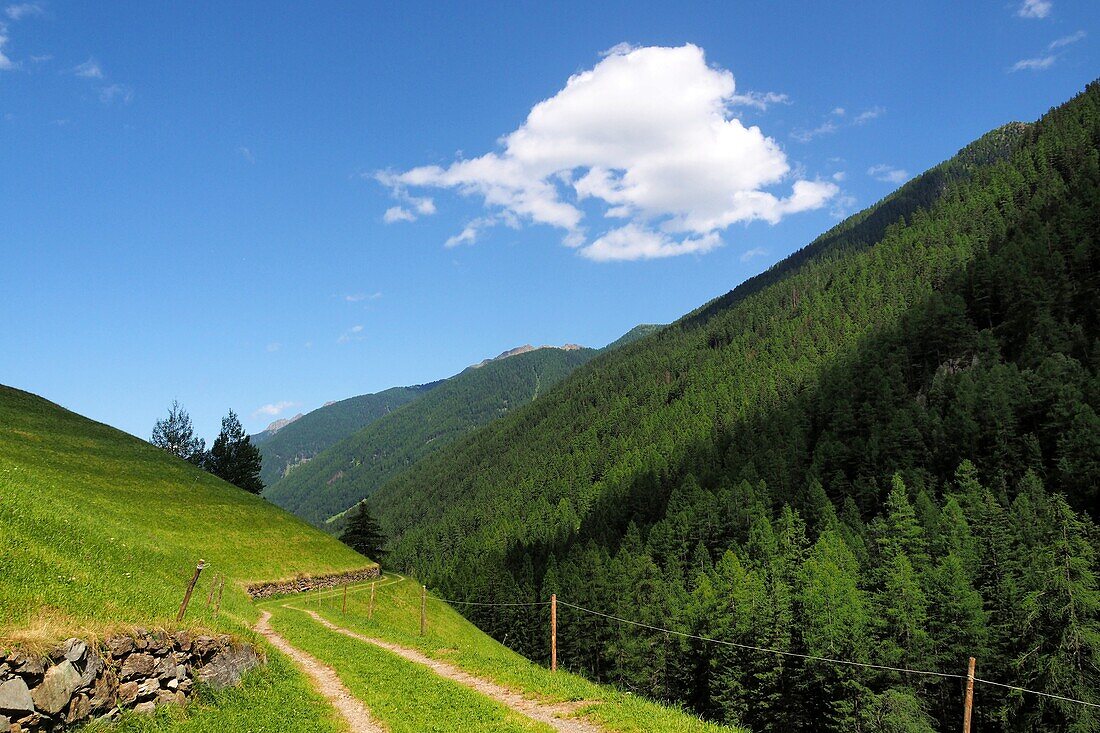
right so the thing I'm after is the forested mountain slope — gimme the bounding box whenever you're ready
[369,83,1100,732]
[264,346,598,526]
[254,383,439,487]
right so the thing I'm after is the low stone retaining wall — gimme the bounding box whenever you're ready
[0,630,261,732]
[245,566,380,599]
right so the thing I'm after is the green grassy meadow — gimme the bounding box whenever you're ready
[262,576,740,733]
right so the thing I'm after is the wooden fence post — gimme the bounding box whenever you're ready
[176,559,205,622]
[342,585,348,615]
[214,575,224,617]
[962,657,976,733]
[369,582,376,620]
[204,573,218,609]
[420,585,427,636]
[551,593,557,672]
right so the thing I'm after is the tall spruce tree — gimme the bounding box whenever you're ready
[340,502,386,561]
[206,410,264,494]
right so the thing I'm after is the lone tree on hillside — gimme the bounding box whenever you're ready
[151,400,206,465]
[340,502,386,561]
[205,410,264,494]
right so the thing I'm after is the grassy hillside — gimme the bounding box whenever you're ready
[0,384,371,639]
[264,346,597,526]
[367,83,1100,732]
[254,383,439,487]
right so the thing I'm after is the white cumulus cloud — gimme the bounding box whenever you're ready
[382,44,836,261]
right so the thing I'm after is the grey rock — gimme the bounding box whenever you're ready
[155,689,180,706]
[116,681,138,706]
[120,653,155,680]
[154,655,176,681]
[30,660,82,714]
[191,636,217,658]
[172,631,192,652]
[136,677,160,700]
[15,656,44,681]
[78,650,104,688]
[62,638,87,664]
[67,693,91,723]
[133,701,156,715]
[90,674,116,711]
[104,636,134,658]
[0,713,8,728]
[0,677,34,714]
[196,644,261,689]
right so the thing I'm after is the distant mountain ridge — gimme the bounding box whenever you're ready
[470,343,585,369]
[253,383,441,487]
[263,344,597,525]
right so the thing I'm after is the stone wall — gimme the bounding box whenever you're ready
[245,566,380,599]
[0,630,261,732]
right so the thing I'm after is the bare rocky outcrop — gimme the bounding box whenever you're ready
[0,630,261,732]
[245,566,380,599]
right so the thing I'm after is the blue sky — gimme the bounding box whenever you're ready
[1,1,1096,441]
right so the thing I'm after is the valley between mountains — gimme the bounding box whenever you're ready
[3,82,1098,732]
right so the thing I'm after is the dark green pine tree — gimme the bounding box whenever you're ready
[339,501,387,562]
[1008,492,1100,732]
[205,410,264,493]
[150,400,206,465]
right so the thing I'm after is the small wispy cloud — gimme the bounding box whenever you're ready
[0,25,14,71]
[1011,55,1056,71]
[345,292,382,303]
[793,105,884,142]
[99,83,133,104]
[337,324,364,344]
[868,164,909,184]
[830,193,858,219]
[1049,30,1086,49]
[383,206,417,224]
[854,106,885,124]
[740,247,767,262]
[1011,30,1085,72]
[791,119,838,143]
[73,57,102,78]
[237,146,255,164]
[729,90,791,111]
[4,3,42,20]
[252,401,297,418]
[1017,0,1052,19]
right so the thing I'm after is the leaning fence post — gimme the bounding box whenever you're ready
[214,575,224,617]
[342,585,348,615]
[962,657,976,733]
[420,585,427,636]
[177,559,205,622]
[551,593,557,672]
[369,582,376,619]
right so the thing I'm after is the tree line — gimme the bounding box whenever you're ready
[150,401,264,494]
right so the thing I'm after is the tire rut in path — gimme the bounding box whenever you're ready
[256,611,385,733]
[301,609,602,733]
